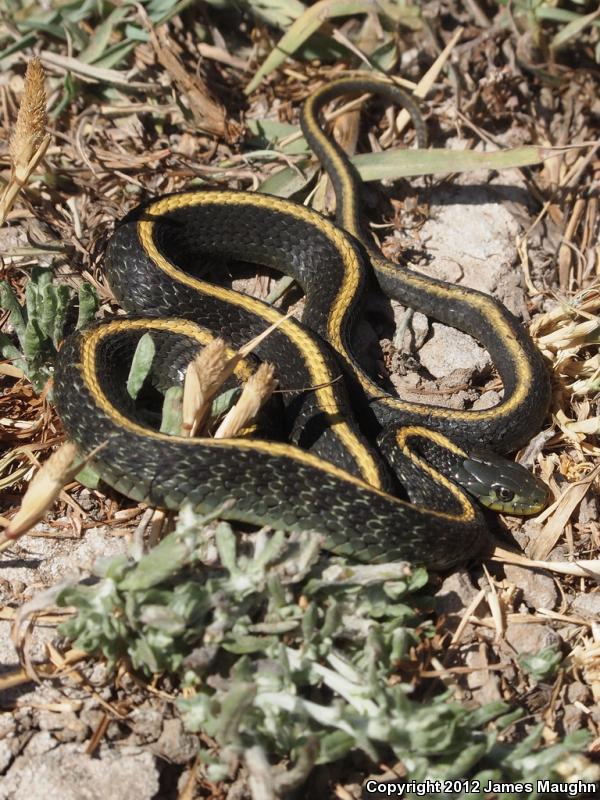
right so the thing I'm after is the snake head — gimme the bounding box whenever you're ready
[455,450,549,516]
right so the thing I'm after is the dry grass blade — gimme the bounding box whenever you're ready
[148,23,235,141]
[491,546,600,581]
[39,50,154,89]
[0,648,88,692]
[529,464,600,561]
[0,57,51,226]
[238,309,295,358]
[391,26,463,139]
[571,634,600,702]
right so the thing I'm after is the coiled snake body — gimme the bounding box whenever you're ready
[54,77,550,569]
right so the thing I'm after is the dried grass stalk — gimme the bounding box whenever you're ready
[0,57,51,226]
[215,363,277,438]
[2,442,79,542]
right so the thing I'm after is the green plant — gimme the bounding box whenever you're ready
[518,646,563,683]
[496,0,600,61]
[0,267,97,393]
[56,508,594,795]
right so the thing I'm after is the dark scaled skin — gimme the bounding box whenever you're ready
[105,193,550,453]
[54,330,486,570]
[52,77,552,569]
[301,78,551,450]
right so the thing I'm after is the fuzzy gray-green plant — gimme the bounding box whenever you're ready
[56,508,594,797]
[0,267,97,393]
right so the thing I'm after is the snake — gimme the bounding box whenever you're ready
[53,76,551,569]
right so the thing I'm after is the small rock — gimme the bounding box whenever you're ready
[0,713,17,739]
[419,324,491,381]
[472,390,501,411]
[418,183,525,317]
[436,570,481,634]
[37,709,87,740]
[0,744,159,800]
[567,682,592,705]
[503,565,558,611]
[410,311,429,350]
[563,705,584,734]
[570,593,600,621]
[153,718,198,764]
[504,622,561,654]
[128,707,163,743]
[0,739,17,772]
[79,709,105,733]
[465,646,503,704]
[23,731,58,757]
[76,489,95,512]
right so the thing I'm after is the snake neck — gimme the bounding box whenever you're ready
[301,77,428,243]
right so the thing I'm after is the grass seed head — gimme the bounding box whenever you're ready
[4,442,79,541]
[10,57,48,180]
[214,363,277,438]
[182,339,235,436]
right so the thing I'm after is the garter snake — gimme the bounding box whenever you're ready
[53,76,550,569]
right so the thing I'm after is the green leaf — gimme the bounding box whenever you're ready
[0,33,37,63]
[126,333,156,400]
[0,280,27,347]
[0,332,27,373]
[78,6,130,64]
[52,284,72,347]
[76,462,102,489]
[215,522,238,574]
[261,143,565,195]
[160,385,183,434]
[210,387,240,421]
[351,144,560,181]
[245,0,389,94]
[76,283,98,329]
[246,119,309,155]
[23,318,45,364]
[25,280,40,325]
[550,7,600,50]
[119,534,196,592]
[536,7,583,23]
[61,17,90,50]
[237,0,306,28]
[92,40,137,70]
[259,159,315,197]
[370,37,398,72]
[39,284,58,341]
[518,646,563,682]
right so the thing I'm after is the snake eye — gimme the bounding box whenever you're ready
[497,487,515,502]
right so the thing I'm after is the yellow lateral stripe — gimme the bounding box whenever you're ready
[302,83,534,424]
[140,190,532,429]
[79,320,472,523]
[302,87,366,238]
[137,191,384,489]
[393,426,476,520]
[395,425,468,458]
